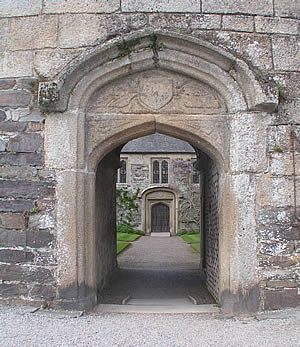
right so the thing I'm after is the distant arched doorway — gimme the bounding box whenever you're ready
[151,203,170,233]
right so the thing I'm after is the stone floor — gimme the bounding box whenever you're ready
[98,235,215,305]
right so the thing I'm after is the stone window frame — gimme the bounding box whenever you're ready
[117,157,128,184]
[151,157,170,184]
[192,157,200,184]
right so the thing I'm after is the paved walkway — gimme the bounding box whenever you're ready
[98,235,214,305]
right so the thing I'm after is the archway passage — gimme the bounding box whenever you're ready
[151,203,170,233]
[95,133,219,307]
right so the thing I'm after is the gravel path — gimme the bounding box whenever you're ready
[1,305,300,346]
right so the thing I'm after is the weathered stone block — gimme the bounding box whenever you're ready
[267,280,298,288]
[274,0,300,18]
[34,251,56,266]
[0,200,35,213]
[30,284,56,299]
[29,213,55,230]
[36,200,55,212]
[214,32,273,69]
[149,14,190,30]
[0,51,33,78]
[0,229,24,247]
[272,36,300,71]
[0,139,5,152]
[0,153,43,166]
[259,238,294,256]
[262,255,298,267]
[0,283,28,297]
[7,133,43,153]
[104,13,148,36]
[255,16,300,35]
[0,181,55,199]
[26,231,55,248]
[203,0,273,15]
[264,288,300,309]
[189,14,221,29]
[122,0,200,12]
[0,90,32,107]
[0,121,27,133]
[0,264,53,282]
[0,249,34,263]
[34,49,83,79]
[257,208,293,225]
[268,152,293,176]
[222,15,254,32]
[0,19,9,52]
[16,78,39,90]
[267,125,292,153]
[230,113,267,172]
[257,175,293,208]
[43,0,119,13]
[0,0,42,17]
[0,167,38,180]
[9,15,58,50]
[0,79,16,90]
[0,213,24,230]
[58,14,107,49]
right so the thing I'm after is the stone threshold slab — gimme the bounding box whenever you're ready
[94,303,220,314]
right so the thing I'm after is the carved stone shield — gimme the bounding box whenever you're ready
[139,77,173,110]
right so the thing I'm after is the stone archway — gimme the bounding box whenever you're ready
[43,31,277,312]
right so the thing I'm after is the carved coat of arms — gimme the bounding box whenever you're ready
[139,77,173,111]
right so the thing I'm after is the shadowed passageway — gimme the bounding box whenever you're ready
[98,235,214,305]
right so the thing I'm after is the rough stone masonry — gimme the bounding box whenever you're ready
[0,0,299,312]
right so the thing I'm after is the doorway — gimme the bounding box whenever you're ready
[151,203,170,233]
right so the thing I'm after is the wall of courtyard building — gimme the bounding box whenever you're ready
[0,0,299,310]
[116,152,201,231]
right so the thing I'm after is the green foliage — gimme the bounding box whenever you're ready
[117,225,144,235]
[116,188,140,228]
[117,242,131,254]
[30,207,38,214]
[177,229,200,236]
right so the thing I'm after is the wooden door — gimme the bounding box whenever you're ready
[151,203,170,232]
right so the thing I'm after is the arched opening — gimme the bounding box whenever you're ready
[94,132,221,306]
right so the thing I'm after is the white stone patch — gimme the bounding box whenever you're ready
[39,214,55,229]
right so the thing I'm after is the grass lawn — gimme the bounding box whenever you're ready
[117,242,131,254]
[180,234,200,243]
[117,232,141,242]
[190,243,201,253]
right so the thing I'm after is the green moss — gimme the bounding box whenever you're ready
[277,81,286,102]
[273,145,283,153]
[116,38,141,58]
[30,207,38,214]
